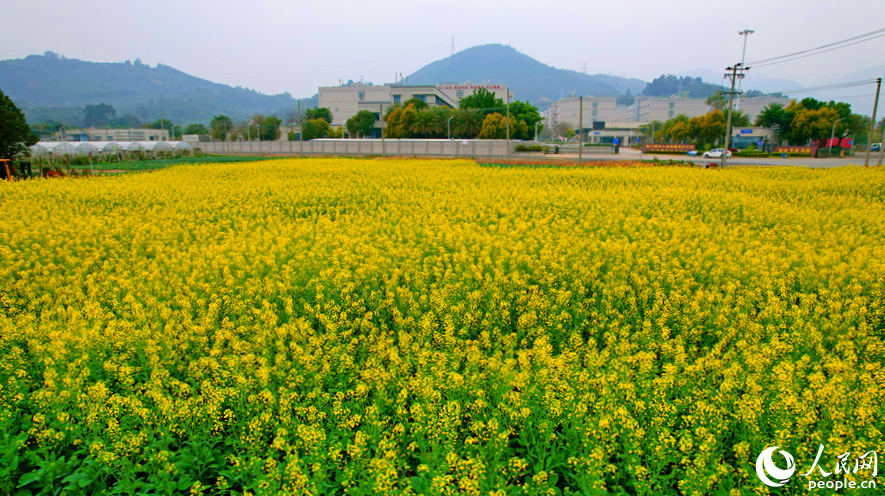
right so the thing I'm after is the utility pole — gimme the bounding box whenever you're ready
[579,96,583,166]
[381,103,386,157]
[298,101,304,157]
[865,78,881,167]
[507,89,512,158]
[736,30,754,111]
[874,115,885,165]
[722,63,747,168]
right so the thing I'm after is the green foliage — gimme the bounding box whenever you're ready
[83,103,116,127]
[403,97,429,111]
[478,112,522,139]
[458,88,504,114]
[209,115,233,140]
[515,144,545,152]
[451,108,483,139]
[643,75,722,98]
[506,101,542,140]
[185,123,209,135]
[706,90,727,111]
[262,116,282,141]
[0,89,38,160]
[305,107,333,124]
[301,119,332,140]
[410,109,444,138]
[346,110,377,138]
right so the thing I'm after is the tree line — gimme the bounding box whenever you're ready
[639,96,877,148]
[247,88,545,141]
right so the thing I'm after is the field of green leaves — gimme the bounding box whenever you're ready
[0,158,883,495]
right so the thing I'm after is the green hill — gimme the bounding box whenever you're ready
[404,44,648,109]
[0,52,315,126]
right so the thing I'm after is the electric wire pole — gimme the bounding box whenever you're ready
[380,103,385,157]
[506,90,511,159]
[865,78,881,167]
[298,101,304,158]
[579,96,583,166]
[722,63,747,168]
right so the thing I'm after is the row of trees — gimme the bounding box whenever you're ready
[640,97,878,148]
[207,114,282,141]
[383,89,542,140]
[639,109,749,147]
[754,98,870,145]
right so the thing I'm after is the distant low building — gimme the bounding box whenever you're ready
[318,82,510,137]
[51,127,170,142]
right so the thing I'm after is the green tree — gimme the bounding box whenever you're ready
[83,103,117,127]
[661,114,691,143]
[210,115,233,140]
[305,108,333,124]
[706,91,727,112]
[639,120,664,143]
[185,124,209,135]
[410,109,444,138]
[730,110,751,128]
[791,107,841,144]
[111,113,141,128]
[459,88,504,115]
[403,97,430,111]
[346,110,377,138]
[0,89,38,160]
[262,116,282,140]
[451,109,483,138]
[301,119,331,140]
[477,113,519,139]
[387,104,419,139]
[506,101,542,140]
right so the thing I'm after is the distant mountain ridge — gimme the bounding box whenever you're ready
[0,52,312,125]
[404,44,648,109]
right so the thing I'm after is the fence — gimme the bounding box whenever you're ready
[195,139,616,158]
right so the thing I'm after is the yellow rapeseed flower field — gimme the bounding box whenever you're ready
[0,158,883,495]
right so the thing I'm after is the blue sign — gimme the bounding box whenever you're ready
[613,138,620,145]
[594,132,600,135]
[757,141,764,146]
[740,129,753,134]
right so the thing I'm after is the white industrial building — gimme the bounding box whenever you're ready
[50,127,170,142]
[318,82,510,136]
[542,94,793,146]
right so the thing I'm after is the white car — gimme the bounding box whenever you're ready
[703,148,732,158]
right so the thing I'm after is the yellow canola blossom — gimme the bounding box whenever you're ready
[0,158,883,495]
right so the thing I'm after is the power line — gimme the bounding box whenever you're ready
[747,28,885,67]
[764,79,879,96]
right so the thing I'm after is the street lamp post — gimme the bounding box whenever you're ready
[736,29,754,111]
[829,117,845,156]
[535,118,545,142]
[447,116,454,140]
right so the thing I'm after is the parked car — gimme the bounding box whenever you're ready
[703,148,732,158]
[872,143,882,151]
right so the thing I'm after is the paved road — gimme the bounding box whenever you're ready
[556,148,881,168]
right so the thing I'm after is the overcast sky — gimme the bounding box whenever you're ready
[1,0,882,100]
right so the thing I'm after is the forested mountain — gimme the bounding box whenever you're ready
[640,74,723,98]
[0,52,315,125]
[405,44,648,109]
